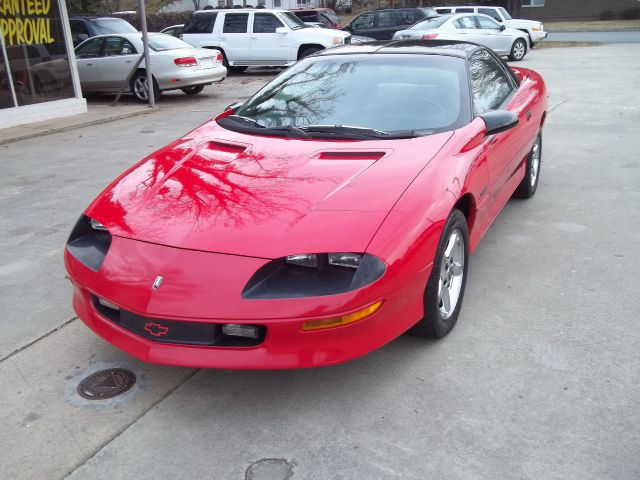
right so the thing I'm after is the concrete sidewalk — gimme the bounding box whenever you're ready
[0,102,156,146]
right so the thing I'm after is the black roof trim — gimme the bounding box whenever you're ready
[316,39,483,59]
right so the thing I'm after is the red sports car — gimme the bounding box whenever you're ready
[65,41,547,369]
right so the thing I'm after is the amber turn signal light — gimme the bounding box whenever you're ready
[301,301,383,332]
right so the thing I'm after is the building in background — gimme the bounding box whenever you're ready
[1,0,86,129]
[518,0,640,21]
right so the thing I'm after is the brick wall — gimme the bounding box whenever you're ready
[519,0,640,21]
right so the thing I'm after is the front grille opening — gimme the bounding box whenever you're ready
[92,295,266,347]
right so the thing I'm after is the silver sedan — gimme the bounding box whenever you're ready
[75,33,227,102]
[392,14,530,61]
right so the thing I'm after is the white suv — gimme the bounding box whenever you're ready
[181,9,351,72]
[434,6,547,46]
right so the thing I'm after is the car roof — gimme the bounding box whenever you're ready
[436,5,499,9]
[193,8,287,13]
[70,16,131,20]
[315,39,480,59]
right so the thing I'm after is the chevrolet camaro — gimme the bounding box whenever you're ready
[65,40,548,369]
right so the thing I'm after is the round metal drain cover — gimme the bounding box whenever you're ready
[77,368,136,400]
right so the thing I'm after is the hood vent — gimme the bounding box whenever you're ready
[206,140,247,154]
[318,151,386,161]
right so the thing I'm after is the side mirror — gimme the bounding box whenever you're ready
[479,110,518,135]
[275,27,288,34]
[225,101,243,111]
[499,24,506,31]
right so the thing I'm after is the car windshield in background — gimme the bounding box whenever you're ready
[227,54,471,137]
[92,19,137,34]
[499,7,512,20]
[149,35,192,51]
[410,16,450,30]
[280,12,308,29]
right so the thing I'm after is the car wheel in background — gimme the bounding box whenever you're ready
[130,71,160,103]
[181,85,205,95]
[408,209,469,338]
[514,132,542,198]
[299,46,323,59]
[509,38,527,61]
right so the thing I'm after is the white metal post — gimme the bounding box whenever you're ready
[138,0,155,107]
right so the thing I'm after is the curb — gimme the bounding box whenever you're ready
[0,107,159,146]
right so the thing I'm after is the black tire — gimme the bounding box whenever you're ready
[509,38,527,61]
[181,85,205,95]
[299,46,323,59]
[514,132,542,199]
[408,209,469,339]
[130,71,160,103]
[228,65,248,74]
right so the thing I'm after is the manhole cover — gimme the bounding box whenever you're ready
[76,368,136,400]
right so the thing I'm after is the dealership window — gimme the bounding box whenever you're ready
[0,0,75,108]
[522,0,545,7]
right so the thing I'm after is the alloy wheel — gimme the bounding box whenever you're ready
[438,229,465,320]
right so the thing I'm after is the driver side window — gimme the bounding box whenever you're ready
[351,12,374,30]
[469,49,514,114]
[475,15,501,30]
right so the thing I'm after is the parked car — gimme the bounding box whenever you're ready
[181,9,350,73]
[342,7,438,40]
[434,6,546,46]
[393,14,530,61]
[160,24,184,38]
[65,39,548,369]
[74,33,227,102]
[69,16,137,46]
[290,8,341,29]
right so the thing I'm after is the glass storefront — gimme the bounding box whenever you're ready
[0,0,76,109]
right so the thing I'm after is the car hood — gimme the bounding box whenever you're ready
[86,121,453,258]
[297,26,350,40]
[505,19,542,28]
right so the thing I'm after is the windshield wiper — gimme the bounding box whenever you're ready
[266,125,308,137]
[301,125,414,139]
[226,114,267,128]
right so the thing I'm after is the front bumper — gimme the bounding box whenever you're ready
[65,237,427,369]
[531,31,548,43]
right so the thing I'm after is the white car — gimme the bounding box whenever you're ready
[75,33,227,102]
[181,8,351,72]
[392,14,530,61]
[434,5,546,46]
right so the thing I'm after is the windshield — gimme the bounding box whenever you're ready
[410,16,450,30]
[499,7,512,20]
[228,54,470,137]
[92,19,137,34]
[148,35,192,51]
[279,12,307,30]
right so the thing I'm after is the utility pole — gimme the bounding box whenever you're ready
[138,0,155,107]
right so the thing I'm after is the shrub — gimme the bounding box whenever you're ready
[620,8,640,20]
[112,11,193,32]
[599,10,616,21]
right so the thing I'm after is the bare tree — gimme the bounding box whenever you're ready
[192,0,203,9]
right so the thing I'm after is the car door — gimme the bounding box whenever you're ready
[469,49,524,210]
[219,13,251,63]
[346,12,374,37]
[74,37,104,91]
[371,10,400,40]
[472,15,508,54]
[251,13,289,62]
[91,36,140,91]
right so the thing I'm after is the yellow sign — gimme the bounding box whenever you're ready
[0,0,55,46]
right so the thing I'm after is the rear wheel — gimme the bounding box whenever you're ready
[130,71,160,103]
[514,132,542,198]
[509,38,527,61]
[408,209,469,338]
[181,85,205,95]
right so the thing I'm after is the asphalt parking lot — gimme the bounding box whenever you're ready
[1,44,639,480]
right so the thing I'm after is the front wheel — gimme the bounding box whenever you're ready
[408,209,469,338]
[509,38,527,61]
[514,132,542,198]
[181,85,205,95]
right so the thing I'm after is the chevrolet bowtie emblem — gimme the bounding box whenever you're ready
[152,275,164,290]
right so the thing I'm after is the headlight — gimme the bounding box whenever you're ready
[332,36,343,45]
[242,253,386,299]
[66,215,112,271]
[532,27,541,31]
